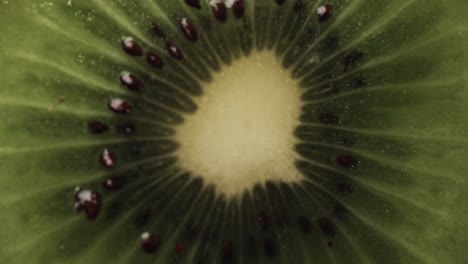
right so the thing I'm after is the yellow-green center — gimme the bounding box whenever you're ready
[176,52,304,198]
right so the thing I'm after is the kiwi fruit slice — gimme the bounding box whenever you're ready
[0,0,467,263]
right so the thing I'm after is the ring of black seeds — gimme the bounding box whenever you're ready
[74,1,368,261]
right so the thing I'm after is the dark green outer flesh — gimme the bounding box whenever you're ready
[0,0,468,263]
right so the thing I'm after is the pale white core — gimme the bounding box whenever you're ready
[176,52,303,198]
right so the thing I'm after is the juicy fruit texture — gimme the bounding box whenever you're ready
[0,1,467,264]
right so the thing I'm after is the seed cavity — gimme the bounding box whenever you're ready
[166,42,184,60]
[319,112,339,124]
[246,236,258,257]
[318,217,336,238]
[232,0,245,18]
[293,0,306,13]
[297,216,312,234]
[134,207,152,228]
[120,71,144,92]
[180,18,199,42]
[337,136,355,146]
[263,238,277,258]
[324,35,339,50]
[121,37,143,56]
[342,50,364,71]
[174,241,187,254]
[186,224,201,240]
[258,210,271,231]
[222,240,234,262]
[334,203,348,220]
[211,0,228,22]
[146,52,164,68]
[108,98,132,114]
[141,232,161,253]
[350,76,368,88]
[337,182,353,195]
[317,4,333,23]
[99,148,117,168]
[185,0,201,9]
[74,188,101,221]
[151,23,166,39]
[336,155,358,169]
[88,121,110,134]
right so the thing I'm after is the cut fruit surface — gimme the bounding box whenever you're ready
[0,0,468,264]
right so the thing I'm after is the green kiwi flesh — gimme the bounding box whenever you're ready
[0,0,468,263]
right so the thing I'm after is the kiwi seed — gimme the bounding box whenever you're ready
[1,0,466,263]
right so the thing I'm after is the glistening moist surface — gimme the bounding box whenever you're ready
[0,0,467,264]
[177,52,303,197]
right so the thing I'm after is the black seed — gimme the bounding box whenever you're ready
[317,4,333,23]
[116,123,136,135]
[232,0,245,18]
[101,176,125,191]
[146,52,164,68]
[336,155,358,168]
[318,218,336,238]
[211,1,227,22]
[134,207,152,228]
[263,238,277,258]
[293,0,306,12]
[88,121,110,134]
[74,188,101,221]
[185,0,201,9]
[222,240,234,263]
[180,18,198,42]
[337,183,353,196]
[120,72,144,92]
[297,216,312,234]
[319,112,339,124]
[99,148,117,168]
[108,98,132,114]
[174,241,187,254]
[258,210,271,231]
[151,23,166,39]
[166,42,184,60]
[141,232,161,253]
[342,50,364,71]
[121,37,143,56]
[275,0,287,5]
